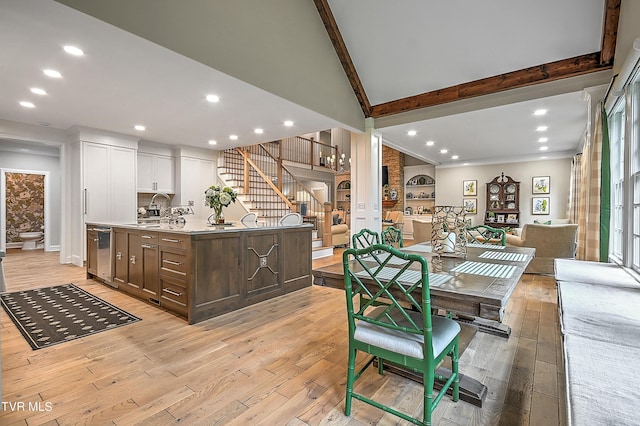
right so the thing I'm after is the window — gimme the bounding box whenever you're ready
[609,72,640,272]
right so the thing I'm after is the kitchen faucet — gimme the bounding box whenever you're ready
[149,193,171,216]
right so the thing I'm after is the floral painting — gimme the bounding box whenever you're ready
[532,176,550,194]
[532,197,550,215]
[463,198,477,214]
[463,180,477,196]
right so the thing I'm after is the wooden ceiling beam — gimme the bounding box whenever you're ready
[313,0,371,116]
[370,52,610,118]
[600,0,621,65]
[317,0,620,119]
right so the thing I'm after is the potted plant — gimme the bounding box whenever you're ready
[487,211,496,222]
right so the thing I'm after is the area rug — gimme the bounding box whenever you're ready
[0,283,140,350]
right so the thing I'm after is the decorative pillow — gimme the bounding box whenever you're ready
[533,219,552,225]
[333,214,340,226]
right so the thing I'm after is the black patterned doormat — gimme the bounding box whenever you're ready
[1,284,141,350]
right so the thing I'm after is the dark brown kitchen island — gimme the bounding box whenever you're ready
[88,222,312,324]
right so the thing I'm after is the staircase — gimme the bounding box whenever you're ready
[220,149,289,226]
[219,146,334,259]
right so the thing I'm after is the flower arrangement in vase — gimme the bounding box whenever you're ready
[205,185,238,224]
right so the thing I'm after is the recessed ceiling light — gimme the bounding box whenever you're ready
[440,149,448,154]
[19,101,35,108]
[541,156,548,159]
[534,109,547,116]
[208,140,217,145]
[63,45,84,56]
[284,120,294,127]
[407,130,417,136]
[43,69,62,78]
[538,137,548,143]
[463,163,470,166]
[39,122,50,127]
[536,126,548,132]
[206,94,220,103]
[254,128,264,134]
[30,88,47,95]
[426,140,435,146]
[134,125,145,131]
[539,146,548,151]
[230,135,238,140]
[451,155,459,160]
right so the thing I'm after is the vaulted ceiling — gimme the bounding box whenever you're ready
[316,0,619,165]
[0,0,620,166]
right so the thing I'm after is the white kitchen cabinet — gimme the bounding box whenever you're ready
[178,156,215,221]
[83,141,136,224]
[137,152,174,193]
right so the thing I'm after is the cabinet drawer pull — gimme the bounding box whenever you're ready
[161,238,181,243]
[130,255,136,264]
[162,259,182,266]
[141,235,154,239]
[163,288,182,297]
[141,244,156,249]
[116,251,122,260]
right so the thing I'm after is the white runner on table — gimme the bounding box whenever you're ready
[451,261,516,278]
[466,243,506,250]
[360,254,408,266]
[478,251,528,262]
[401,244,432,253]
[355,267,452,287]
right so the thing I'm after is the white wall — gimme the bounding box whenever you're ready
[0,148,62,249]
[435,158,572,226]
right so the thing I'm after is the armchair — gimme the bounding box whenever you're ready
[505,223,578,274]
[382,211,404,230]
[412,220,433,244]
[330,210,350,247]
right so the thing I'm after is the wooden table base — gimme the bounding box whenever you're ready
[375,360,488,407]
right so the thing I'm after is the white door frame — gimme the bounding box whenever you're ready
[0,168,51,252]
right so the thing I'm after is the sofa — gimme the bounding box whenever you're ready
[555,259,640,425]
[505,223,578,274]
[331,210,349,247]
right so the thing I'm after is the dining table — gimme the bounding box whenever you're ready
[311,242,536,406]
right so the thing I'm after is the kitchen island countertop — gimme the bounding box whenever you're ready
[86,221,312,235]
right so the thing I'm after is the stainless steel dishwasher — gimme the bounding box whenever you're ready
[95,227,115,287]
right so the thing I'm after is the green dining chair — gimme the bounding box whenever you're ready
[342,243,460,425]
[352,228,380,251]
[381,226,404,248]
[465,224,506,246]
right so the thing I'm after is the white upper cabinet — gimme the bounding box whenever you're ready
[83,141,136,224]
[137,152,175,193]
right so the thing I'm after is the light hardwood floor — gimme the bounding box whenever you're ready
[1,248,565,425]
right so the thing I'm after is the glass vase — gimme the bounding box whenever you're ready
[208,205,225,225]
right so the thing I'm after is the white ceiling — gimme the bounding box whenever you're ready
[0,0,614,166]
[0,0,345,151]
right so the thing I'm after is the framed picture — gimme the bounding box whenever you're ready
[507,213,518,223]
[532,176,550,194]
[497,214,505,223]
[532,197,550,214]
[463,198,477,214]
[463,180,477,196]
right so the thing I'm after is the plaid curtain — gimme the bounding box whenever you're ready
[569,154,582,224]
[575,103,607,261]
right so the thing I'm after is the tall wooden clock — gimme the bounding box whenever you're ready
[485,173,520,228]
